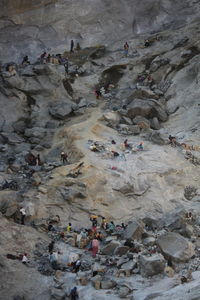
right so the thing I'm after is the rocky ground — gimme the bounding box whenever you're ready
[1,14,200,300]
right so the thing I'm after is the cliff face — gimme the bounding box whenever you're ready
[0,0,200,62]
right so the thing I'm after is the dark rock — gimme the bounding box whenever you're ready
[148,131,166,145]
[184,186,197,200]
[114,246,130,256]
[150,117,160,130]
[49,101,73,120]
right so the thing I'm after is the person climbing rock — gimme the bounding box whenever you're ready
[168,135,177,147]
[70,287,79,300]
[70,40,74,53]
[20,207,26,225]
[124,42,129,56]
[61,151,68,164]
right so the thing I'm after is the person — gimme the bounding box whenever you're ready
[70,287,79,300]
[108,221,115,232]
[94,90,101,99]
[64,59,69,76]
[76,42,81,51]
[101,217,107,229]
[20,207,26,225]
[92,238,99,257]
[121,223,127,229]
[61,151,68,164]
[124,42,129,56]
[36,154,41,166]
[137,142,144,151]
[40,51,47,63]
[144,39,150,47]
[22,253,29,264]
[90,144,98,152]
[22,55,30,65]
[48,241,55,254]
[124,139,130,149]
[70,40,74,53]
[72,259,81,273]
[168,135,177,147]
[111,150,119,157]
[46,54,51,63]
[67,222,72,232]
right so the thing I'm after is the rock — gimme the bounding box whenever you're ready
[102,111,120,127]
[91,275,102,290]
[150,117,160,130]
[121,116,133,125]
[117,257,130,268]
[114,246,130,256]
[123,219,145,240]
[173,37,189,49]
[24,127,46,139]
[150,56,170,72]
[142,237,156,246]
[118,286,131,298]
[133,86,159,100]
[92,262,106,273]
[149,131,166,145]
[101,240,121,255]
[184,185,197,200]
[132,115,150,128]
[157,232,195,262]
[50,288,66,300]
[0,132,24,145]
[139,254,165,277]
[49,101,73,120]
[121,260,137,272]
[101,279,116,289]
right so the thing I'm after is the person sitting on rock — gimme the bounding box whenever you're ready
[22,55,30,66]
[61,151,68,164]
[90,143,98,152]
[111,150,120,157]
[168,135,177,147]
[137,142,144,151]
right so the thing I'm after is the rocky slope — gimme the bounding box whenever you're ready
[1,1,200,300]
[1,0,200,62]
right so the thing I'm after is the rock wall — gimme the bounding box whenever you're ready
[1,0,200,62]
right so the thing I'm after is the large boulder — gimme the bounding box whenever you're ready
[157,232,195,262]
[101,241,120,255]
[123,219,145,240]
[49,101,74,120]
[139,254,165,277]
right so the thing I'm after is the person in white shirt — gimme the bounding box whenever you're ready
[22,253,29,264]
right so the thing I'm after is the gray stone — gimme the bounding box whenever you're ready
[49,101,73,120]
[150,117,160,130]
[101,279,116,289]
[157,232,195,262]
[121,260,137,271]
[139,254,165,277]
[114,246,130,256]
[123,219,145,240]
[133,116,150,128]
[149,131,166,145]
[24,127,46,139]
[101,241,121,255]
[142,237,156,246]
